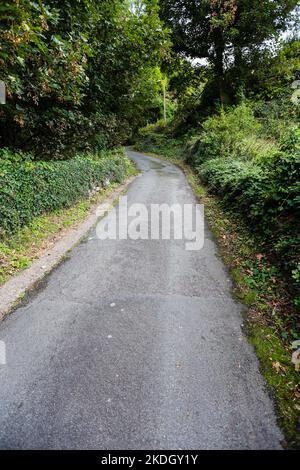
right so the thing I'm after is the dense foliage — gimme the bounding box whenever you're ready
[0,0,168,158]
[197,121,299,281]
[0,148,131,235]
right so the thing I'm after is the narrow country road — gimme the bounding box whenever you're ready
[0,150,282,450]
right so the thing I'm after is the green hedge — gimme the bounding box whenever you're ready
[199,155,299,226]
[197,130,300,228]
[0,149,131,236]
[197,138,300,290]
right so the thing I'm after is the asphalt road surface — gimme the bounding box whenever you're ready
[0,149,283,449]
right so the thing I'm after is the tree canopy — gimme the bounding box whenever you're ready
[0,0,299,155]
[0,0,169,156]
[159,0,299,103]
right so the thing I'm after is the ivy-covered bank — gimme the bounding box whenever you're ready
[0,148,135,285]
[0,148,132,236]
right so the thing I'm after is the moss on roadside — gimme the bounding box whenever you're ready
[249,324,300,448]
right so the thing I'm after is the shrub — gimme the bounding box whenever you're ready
[199,128,299,228]
[88,133,109,153]
[186,103,279,166]
[0,148,33,163]
[197,126,300,289]
[0,149,131,236]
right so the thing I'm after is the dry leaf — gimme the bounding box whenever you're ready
[272,361,286,375]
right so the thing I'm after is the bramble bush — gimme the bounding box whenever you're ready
[0,148,131,236]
